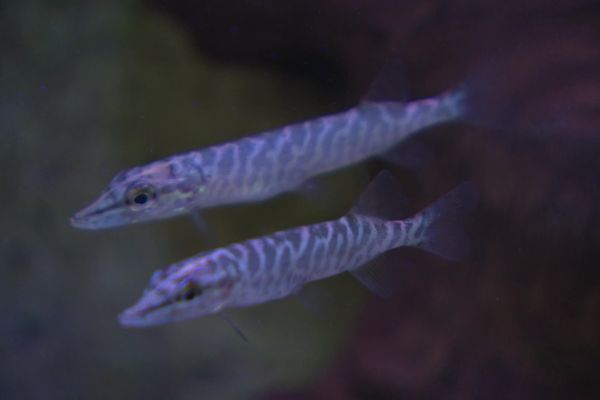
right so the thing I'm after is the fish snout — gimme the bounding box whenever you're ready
[70,198,125,229]
[70,208,93,229]
[118,308,146,328]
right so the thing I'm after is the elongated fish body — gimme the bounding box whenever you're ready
[71,90,465,229]
[193,214,410,307]
[187,92,464,207]
[119,172,477,327]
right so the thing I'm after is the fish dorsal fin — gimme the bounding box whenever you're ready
[350,171,408,220]
[380,140,434,171]
[364,54,410,103]
[350,261,396,298]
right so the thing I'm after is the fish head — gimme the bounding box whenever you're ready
[70,157,211,229]
[118,254,240,327]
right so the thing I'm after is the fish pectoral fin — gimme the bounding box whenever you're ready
[218,312,249,343]
[190,210,218,246]
[349,261,396,298]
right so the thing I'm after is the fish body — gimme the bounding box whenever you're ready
[71,90,465,229]
[119,172,476,327]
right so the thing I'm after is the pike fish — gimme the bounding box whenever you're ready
[119,172,477,327]
[71,88,465,229]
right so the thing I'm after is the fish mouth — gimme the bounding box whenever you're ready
[118,310,155,328]
[70,211,95,229]
[70,203,125,230]
[118,299,215,328]
[118,305,158,328]
[70,213,113,230]
[118,299,173,328]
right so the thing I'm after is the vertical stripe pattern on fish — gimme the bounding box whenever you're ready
[119,171,477,327]
[71,89,465,229]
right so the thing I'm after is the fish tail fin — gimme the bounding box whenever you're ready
[457,60,532,132]
[458,67,504,129]
[366,51,584,135]
[408,182,478,261]
[433,64,526,131]
[347,172,476,297]
[362,52,512,137]
[437,85,469,121]
[350,172,478,262]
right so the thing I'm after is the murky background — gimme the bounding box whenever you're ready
[2,1,599,399]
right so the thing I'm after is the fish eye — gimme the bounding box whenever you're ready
[126,186,156,209]
[180,283,202,302]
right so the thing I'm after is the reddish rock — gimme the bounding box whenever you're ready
[149,1,600,398]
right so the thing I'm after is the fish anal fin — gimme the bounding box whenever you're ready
[218,312,249,343]
[350,262,396,298]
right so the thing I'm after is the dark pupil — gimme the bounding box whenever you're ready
[134,192,149,205]
[183,288,196,301]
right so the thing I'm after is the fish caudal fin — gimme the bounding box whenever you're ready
[436,85,469,121]
[347,172,476,297]
[411,182,478,261]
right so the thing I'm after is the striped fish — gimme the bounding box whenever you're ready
[71,88,465,229]
[119,172,477,327]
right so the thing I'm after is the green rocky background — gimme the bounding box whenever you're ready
[1,1,365,399]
